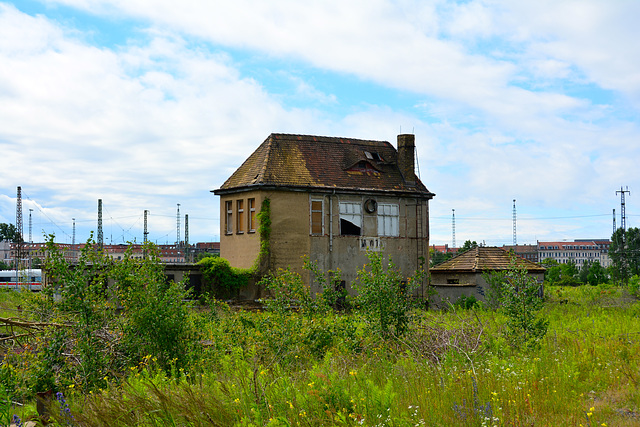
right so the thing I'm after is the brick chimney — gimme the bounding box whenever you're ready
[397,134,416,185]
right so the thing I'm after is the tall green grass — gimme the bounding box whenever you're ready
[34,284,637,427]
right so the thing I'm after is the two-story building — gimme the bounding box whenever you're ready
[213,133,435,297]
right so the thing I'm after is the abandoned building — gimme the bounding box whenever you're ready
[213,133,435,297]
[429,246,545,304]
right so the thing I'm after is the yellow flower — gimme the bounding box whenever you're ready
[288,401,294,409]
[349,371,357,376]
[590,407,595,412]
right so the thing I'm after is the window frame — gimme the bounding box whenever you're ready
[248,198,256,233]
[236,200,244,234]
[225,200,233,235]
[310,198,324,235]
[339,201,362,236]
[377,203,400,237]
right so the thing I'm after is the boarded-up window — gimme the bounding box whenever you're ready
[340,202,361,236]
[225,201,232,234]
[236,200,244,233]
[311,199,323,235]
[377,203,399,237]
[248,198,256,232]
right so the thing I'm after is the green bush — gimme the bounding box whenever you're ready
[198,256,252,299]
[354,250,425,337]
[488,255,549,348]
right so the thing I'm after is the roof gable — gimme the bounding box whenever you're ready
[214,133,433,196]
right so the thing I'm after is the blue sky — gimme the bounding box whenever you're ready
[1,0,639,247]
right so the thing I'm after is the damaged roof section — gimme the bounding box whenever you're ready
[214,133,434,197]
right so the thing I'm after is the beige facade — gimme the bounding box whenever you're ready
[220,188,430,296]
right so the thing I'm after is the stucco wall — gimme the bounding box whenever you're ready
[220,189,431,299]
[218,190,262,269]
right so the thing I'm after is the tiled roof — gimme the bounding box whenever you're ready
[214,133,434,196]
[430,246,545,273]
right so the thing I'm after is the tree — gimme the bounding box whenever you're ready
[459,240,478,253]
[0,260,9,270]
[586,261,608,286]
[0,223,22,243]
[610,227,640,283]
[429,247,453,267]
[485,254,548,348]
[579,260,590,284]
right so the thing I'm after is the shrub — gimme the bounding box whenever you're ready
[488,255,549,348]
[198,256,252,299]
[354,250,425,337]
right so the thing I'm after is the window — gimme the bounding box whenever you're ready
[225,201,233,234]
[310,199,323,235]
[248,198,256,232]
[377,203,399,237]
[236,200,244,233]
[339,202,361,235]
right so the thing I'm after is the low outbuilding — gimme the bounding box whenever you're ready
[429,246,545,306]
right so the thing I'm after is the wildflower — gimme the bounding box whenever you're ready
[288,401,294,409]
[308,382,314,387]
[349,370,357,376]
[11,414,22,427]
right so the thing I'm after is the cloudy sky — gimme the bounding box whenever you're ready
[1,0,639,248]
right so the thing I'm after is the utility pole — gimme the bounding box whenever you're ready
[617,186,630,231]
[513,199,517,246]
[143,210,149,244]
[29,209,33,244]
[176,204,181,247]
[615,187,631,285]
[613,209,616,235]
[72,218,76,263]
[15,187,23,286]
[97,199,103,250]
[452,209,456,249]
[184,214,189,263]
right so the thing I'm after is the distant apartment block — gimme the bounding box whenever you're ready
[537,239,612,269]
[6,242,215,265]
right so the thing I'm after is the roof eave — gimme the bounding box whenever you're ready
[213,183,435,198]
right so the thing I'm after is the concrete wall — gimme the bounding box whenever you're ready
[430,270,546,306]
[306,192,429,297]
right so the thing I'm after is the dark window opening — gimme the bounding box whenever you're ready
[364,151,382,161]
[340,219,361,235]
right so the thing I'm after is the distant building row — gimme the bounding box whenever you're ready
[0,241,220,266]
[432,239,612,269]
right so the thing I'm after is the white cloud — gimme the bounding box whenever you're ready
[2,0,640,245]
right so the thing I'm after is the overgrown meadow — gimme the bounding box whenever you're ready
[0,242,639,426]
